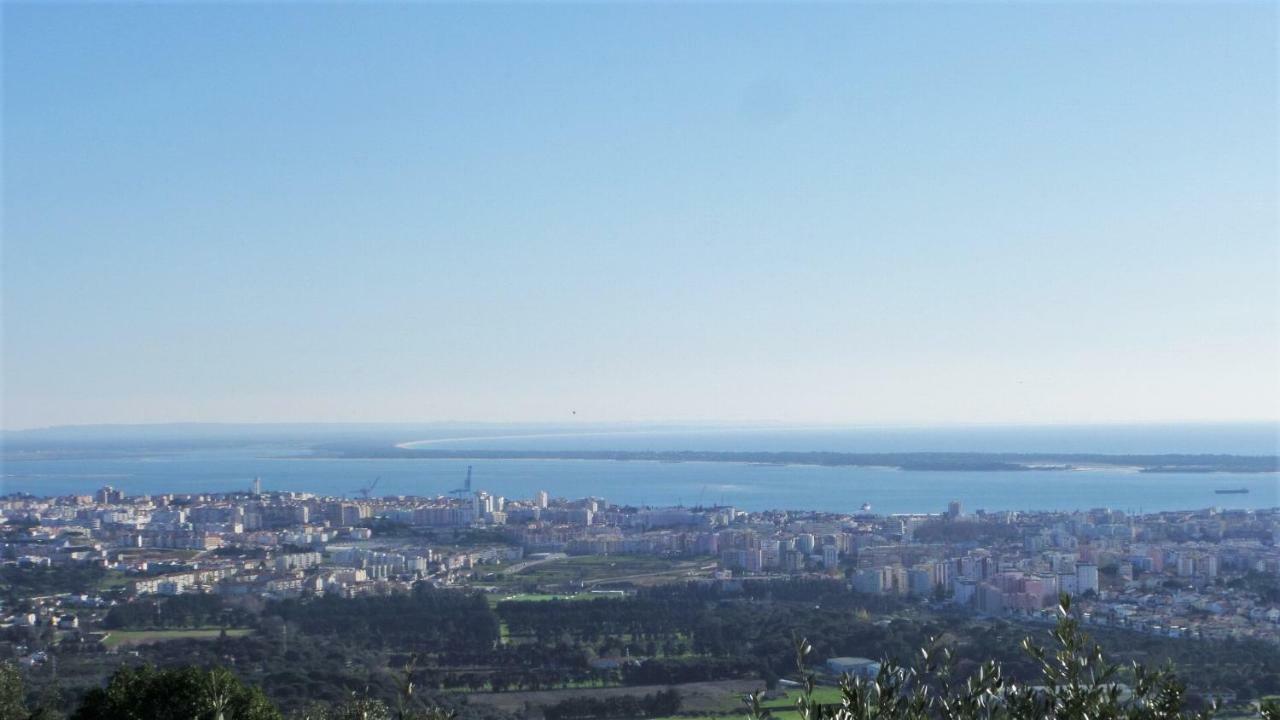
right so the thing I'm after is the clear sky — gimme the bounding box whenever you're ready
[2,2,1277,430]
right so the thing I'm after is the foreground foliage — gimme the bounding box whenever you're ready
[747,595,1278,720]
[68,665,280,720]
[23,580,1277,711]
[7,592,1280,719]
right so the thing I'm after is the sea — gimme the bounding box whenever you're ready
[2,424,1277,515]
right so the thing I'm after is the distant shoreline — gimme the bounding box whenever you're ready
[312,446,1280,474]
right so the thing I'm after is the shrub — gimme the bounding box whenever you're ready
[744,595,1228,720]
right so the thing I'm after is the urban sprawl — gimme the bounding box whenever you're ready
[5,476,1280,664]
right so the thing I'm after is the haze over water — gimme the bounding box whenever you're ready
[3,424,1276,514]
[399,423,1280,455]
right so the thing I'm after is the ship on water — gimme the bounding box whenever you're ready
[1214,488,1249,494]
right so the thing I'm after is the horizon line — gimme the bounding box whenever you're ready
[5,418,1279,434]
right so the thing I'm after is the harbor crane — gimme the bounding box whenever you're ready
[353,476,380,499]
[450,466,473,499]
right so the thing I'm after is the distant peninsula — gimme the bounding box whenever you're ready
[315,445,1279,473]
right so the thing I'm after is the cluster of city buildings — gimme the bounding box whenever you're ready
[2,482,1278,644]
[767,502,1280,642]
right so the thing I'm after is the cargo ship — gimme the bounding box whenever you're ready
[1214,488,1249,494]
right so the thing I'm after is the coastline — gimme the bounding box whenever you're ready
[308,446,1280,474]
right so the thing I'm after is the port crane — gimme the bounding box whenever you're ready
[353,476,380,499]
[450,466,473,499]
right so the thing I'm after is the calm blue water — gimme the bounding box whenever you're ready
[2,425,1277,513]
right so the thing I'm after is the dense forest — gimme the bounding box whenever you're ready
[102,594,256,630]
[270,588,501,654]
[6,595,1280,719]
[12,579,1280,717]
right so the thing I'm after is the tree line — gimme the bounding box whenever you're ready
[7,595,1280,719]
[15,578,1280,715]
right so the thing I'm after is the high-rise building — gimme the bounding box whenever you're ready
[324,503,366,527]
[908,567,933,596]
[931,560,953,588]
[1198,554,1219,578]
[885,566,909,594]
[853,568,883,594]
[95,486,125,504]
[252,477,263,496]
[1059,573,1078,595]
[1076,563,1099,595]
[535,490,549,508]
[822,545,840,568]
[947,500,962,519]
[1177,554,1196,577]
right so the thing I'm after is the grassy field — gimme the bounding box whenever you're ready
[465,679,764,714]
[487,592,597,605]
[97,571,133,591]
[503,555,714,588]
[103,628,252,649]
[465,679,845,719]
[650,686,847,720]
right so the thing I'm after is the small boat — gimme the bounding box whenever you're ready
[1214,488,1249,494]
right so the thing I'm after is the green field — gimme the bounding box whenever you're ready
[504,555,712,587]
[489,592,594,605]
[96,571,133,590]
[103,628,252,649]
[651,687,847,720]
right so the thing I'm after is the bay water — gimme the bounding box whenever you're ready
[2,425,1276,514]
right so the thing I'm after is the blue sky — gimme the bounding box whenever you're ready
[3,2,1277,429]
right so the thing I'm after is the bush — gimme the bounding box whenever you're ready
[745,595,1235,720]
[69,665,281,720]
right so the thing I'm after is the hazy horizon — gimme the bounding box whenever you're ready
[4,2,1277,430]
[4,418,1280,435]
[4,419,1278,458]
